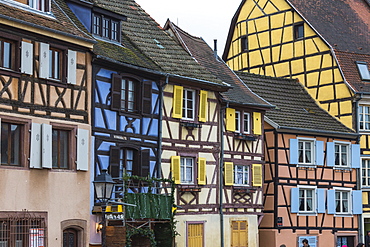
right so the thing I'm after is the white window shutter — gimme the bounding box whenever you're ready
[77,128,89,171]
[67,50,77,85]
[39,42,49,79]
[21,41,33,75]
[41,123,52,168]
[30,123,42,169]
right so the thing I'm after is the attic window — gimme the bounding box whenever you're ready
[356,61,370,81]
[153,39,164,49]
[293,23,304,41]
[241,36,248,52]
[28,0,50,12]
[92,13,121,42]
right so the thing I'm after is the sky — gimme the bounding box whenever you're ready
[136,0,242,56]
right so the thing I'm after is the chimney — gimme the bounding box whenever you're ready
[214,39,218,59]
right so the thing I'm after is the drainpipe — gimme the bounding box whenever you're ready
[158,74,169,178]
[354,93,363,242]
[220,103,227,247]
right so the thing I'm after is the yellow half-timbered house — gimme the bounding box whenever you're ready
[223,0,370,241]
[164,21,272,247]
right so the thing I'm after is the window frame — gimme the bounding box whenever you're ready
[356,61,370,81]
[180,156,194,184]
[298,187,316,214]
[50,122,76,170]
[92,12,121,42]
[297,138,315,165]
[240,35,248,52]
[0,115,30,168]
[234,164,250,186]
[0,33,20,72]
[48,47,62,81]
[28,0,51,12]
[234,110,250,134]
[334,141,350,167]
[359,105,370,131]
[334,188,351,214]
[293,23,304,41]
[182,88,196,121]
[362,159,370,187]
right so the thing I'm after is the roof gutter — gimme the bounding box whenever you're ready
[223,99,275,109]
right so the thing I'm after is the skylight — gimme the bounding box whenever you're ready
[357,61,370,80]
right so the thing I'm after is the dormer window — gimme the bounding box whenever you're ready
[92,13,121,42]
[356,61,370,81]
[28,0,50,12]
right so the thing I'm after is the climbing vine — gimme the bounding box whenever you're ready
[126,226,157,247]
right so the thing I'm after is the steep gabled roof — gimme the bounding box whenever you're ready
[164,21,272,109]
[0,0,94,43]
[236,72,357,136]
[88,0,225,87]
[287,0,370,55]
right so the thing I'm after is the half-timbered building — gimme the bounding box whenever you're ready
[223,0,370,241]
[164,21,273,247]
[0,0,94,246]
[237,72,361,247]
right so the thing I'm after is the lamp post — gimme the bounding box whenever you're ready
[93,169,115,247]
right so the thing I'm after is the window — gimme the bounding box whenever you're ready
[359,105,370,130]
[63,228,78,247]
[234,165,249,186]
[0,212,47,247]
[120,78,136,112]
[294,23,304,40]
[92,13,120,42]
[336,236,355,247]
[1,122,21,166]
[363,159,370,187]
[235,111,240,132]
[335,143,349,167]
[335,190,350,214]
[231,221,248,247]
[0,38,15,70]
[181,157,194,184]
[298,140,314,165]
[49,48,61,80]
[240,36,248,51]
[28,0,50,12]
[111,74,151,114]
[183,89,195,120]
[299,188,315,213]
[356,62,370,81]
[52,129,69,169]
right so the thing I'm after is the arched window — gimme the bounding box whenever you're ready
[63,228,78,247]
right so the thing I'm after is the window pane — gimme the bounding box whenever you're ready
[3,41,11,69]
[52,129,69,168]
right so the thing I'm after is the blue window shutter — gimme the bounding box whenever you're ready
[327,190,336,214]
[315,141,324,166]
[351,144,361,168]
[291,187,299,213]
[316,189,326,213]
[326,142,335,167]
[289,139,298,164]
[352,190,363,214]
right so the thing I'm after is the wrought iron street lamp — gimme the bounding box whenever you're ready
[93,169,115,247]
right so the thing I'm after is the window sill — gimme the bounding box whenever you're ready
[297,165,316,170]
[180,121,202,129]
[297,212,317,216]
[233,133,256,141]
[178,185,201,192]
[233,187,255,193]
[333,167,352,173]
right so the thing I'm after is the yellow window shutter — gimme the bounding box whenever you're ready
[224,162,234,186]
[252,164,262,187]
[198,157,206,185]
[253,112,262,135]
[171,156,181,184]
[198,90,207,122]
[226,108,236,131]
[172,85,183,118]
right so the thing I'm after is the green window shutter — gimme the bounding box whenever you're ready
[172,85,183,118]
[224,162,234,186]
[253,112,262,135]
[171,156,181,184]
[198,90,207,122]
[198,157,206,185]
[252,164,262,187]
[226,108,236,131]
